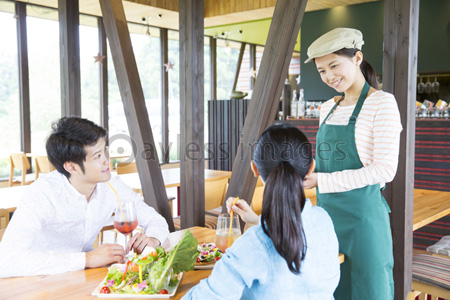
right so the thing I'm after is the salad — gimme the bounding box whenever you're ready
[98,230,198,295]
[196,242,222,264]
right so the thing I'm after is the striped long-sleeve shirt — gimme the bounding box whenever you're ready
[317,90,403,194]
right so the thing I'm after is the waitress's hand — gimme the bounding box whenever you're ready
[226,197,259,225]
[304,172,318,189]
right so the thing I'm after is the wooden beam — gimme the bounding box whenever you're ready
[231,42,246,93]
[179,0,205,228]
[204,0,277,17]
[382,0,419,299]
[224,0,307,211]
[99,0,175,232]
[249,44,256,90]
[160,28,169,164]
[59,0,81,117]
[209,36,217,101]
[98,18,108,131]
[16,1,30,154]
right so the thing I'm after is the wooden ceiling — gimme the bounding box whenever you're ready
[14,0,380,30]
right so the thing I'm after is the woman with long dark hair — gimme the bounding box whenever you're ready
[183,124,340,299]
[303,28,402,299]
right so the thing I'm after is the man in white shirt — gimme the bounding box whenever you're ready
[0,117,169,278]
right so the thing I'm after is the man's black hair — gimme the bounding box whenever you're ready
[46,117,107,178]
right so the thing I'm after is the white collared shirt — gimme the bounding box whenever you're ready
[0,171,169,278]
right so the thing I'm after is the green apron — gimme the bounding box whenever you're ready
[315,82,394,299]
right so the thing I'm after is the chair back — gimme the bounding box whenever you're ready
[205,177,229,210]
[0,229,5,242]
[116,162,137,174]
[9,153,31,187]
[0,209,10,230]
[160,162,180,170]
[250,186,265,215]
[256,176,264,187]
[35,155,55,179]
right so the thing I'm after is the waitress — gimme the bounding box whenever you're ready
[303,28,402,299]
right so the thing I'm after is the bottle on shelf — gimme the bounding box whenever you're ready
[298,89,305,118]
[291,90,298,118]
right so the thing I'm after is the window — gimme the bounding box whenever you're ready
[216,39,240,99]
[108,24,163,163]
[167,30,180,162]
[80,16,100,125]
[0,8,20,178]
[27,8,61,155]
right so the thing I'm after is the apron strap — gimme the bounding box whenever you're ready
[349,81,370,123]
[322,95,344,124]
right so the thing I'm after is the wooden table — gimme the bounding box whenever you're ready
[1,185,448,232]
[118,168,232,216]
[0,227,215,300]
[307,188,450,231]
[0,226,344,299]
[411,189,450,231]
[117,168,232,190]
[0,186,28,213]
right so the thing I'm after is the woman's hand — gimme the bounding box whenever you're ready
[303,172,318,189]
[226,197,259,225]
[127,233,160,254]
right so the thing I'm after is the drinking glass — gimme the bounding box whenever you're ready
[417,76,425,94]
[114,202,138,255]
[214,213,241,253]
[432,76,440,94]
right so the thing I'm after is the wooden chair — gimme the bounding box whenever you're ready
[0,229,5,242]
[160,162,180,170]
[116,162,137,175]
[250,186,265,215]
[256,176,264,187]
[0,209,10,230]
[0,209,10,242]
[35,155,55,180]
[9,153,34,187]
[205,177,229,211]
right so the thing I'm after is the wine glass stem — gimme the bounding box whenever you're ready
[124,234,129,255]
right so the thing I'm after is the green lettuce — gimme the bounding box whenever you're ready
[149,230,198,291]
[105,268,123,283]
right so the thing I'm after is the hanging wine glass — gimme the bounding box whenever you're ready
[417,76,425,94]
[432,76,440,94]
[425,77,432,94]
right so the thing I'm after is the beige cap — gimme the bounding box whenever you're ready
[305,28,364,63]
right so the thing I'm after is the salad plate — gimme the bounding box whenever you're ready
[91,230,199,298]
[194,242,222,270]
[91,269,183,298]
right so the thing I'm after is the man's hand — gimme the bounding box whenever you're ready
[303,172,318,189]
[226,197,259,225]
[85,243,125,268]
[127,233,160,254]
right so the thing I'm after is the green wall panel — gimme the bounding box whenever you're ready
[205,18,301,52]
[300,0,450,101]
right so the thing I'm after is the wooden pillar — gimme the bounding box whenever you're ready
[179,0,205,228]
[231,42,246,93]
[224,0,307,209]
[249,44,256,90]
[15,2,30,154]
[99,0,175,232]
[98,18,108,131]
[160,28,169,164]
[59,0,81,117]
[209,36,217,101]
[382,0,419,298]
